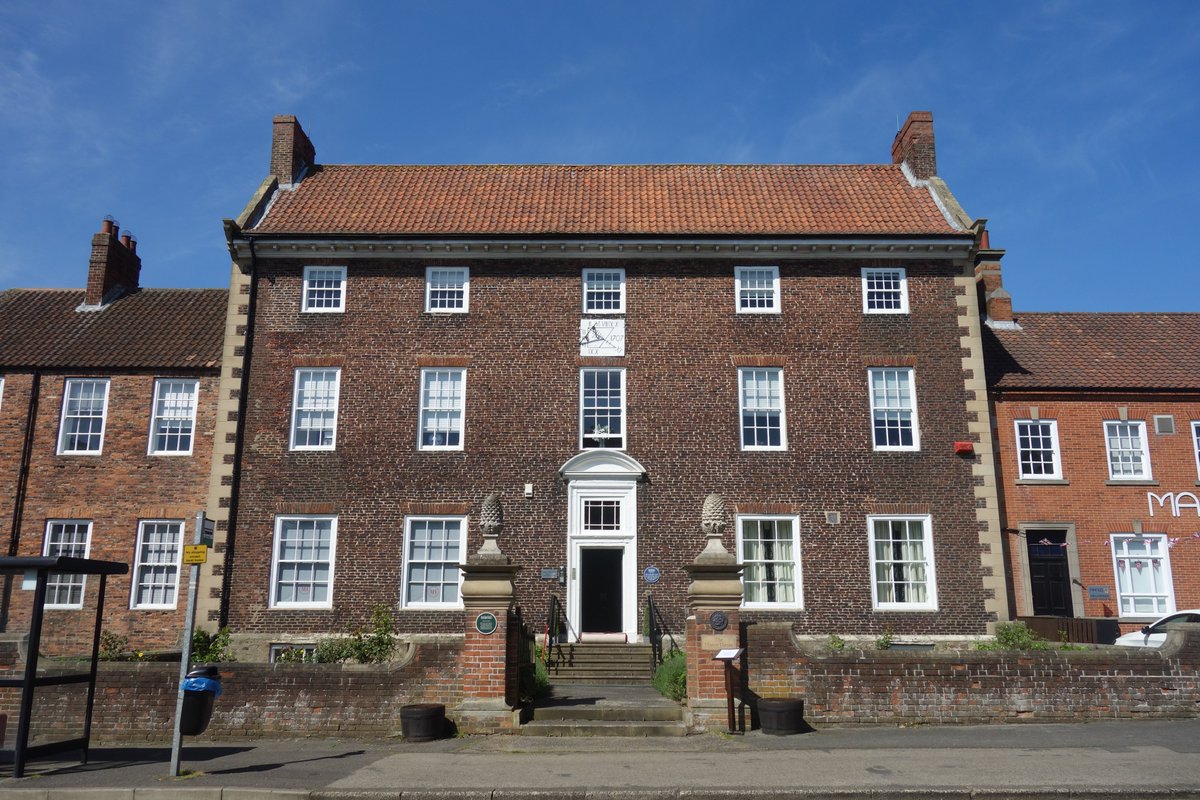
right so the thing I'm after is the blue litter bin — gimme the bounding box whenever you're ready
[180,666,222,735]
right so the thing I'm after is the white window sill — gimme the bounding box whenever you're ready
[1104,479,1158,486]
[742,603,804,611]
[270,603,333,611]
[1015,478,1069,485]
[401,604,464,611]
[872,605,939,613]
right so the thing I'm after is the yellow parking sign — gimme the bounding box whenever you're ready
[182,545,208,565]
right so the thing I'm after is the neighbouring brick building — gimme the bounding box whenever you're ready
[0,219,225,653]
[985,293,1200,631]
[213,111,1008,660]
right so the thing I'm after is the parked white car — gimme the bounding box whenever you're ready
[1113,609,1200,648]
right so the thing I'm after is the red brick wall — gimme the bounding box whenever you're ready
[228,257,992,648]
[0,644,463,743]
[0,370,219,653]
[711,621,1200,729]
[993,395,1200,628]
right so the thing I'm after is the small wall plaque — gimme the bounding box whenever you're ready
[709,611,729,632]
[540,568,560,580]
[643,566,661,584]
[1087,585,1112,600]
[475,612,498,635]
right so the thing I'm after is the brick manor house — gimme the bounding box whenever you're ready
[206,111,1008,659]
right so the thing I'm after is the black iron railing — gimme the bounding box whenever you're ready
[646,593,681,673]
[543,594,579,672]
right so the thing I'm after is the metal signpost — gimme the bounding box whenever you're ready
[169,511,209,776]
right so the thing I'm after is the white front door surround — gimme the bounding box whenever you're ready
[560,451,647,643]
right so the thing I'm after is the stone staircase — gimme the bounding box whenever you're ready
[542,641,653,685]
[521,682,688,737]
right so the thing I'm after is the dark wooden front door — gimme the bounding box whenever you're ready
[580,548,623,633]
[1028,530,1073,616]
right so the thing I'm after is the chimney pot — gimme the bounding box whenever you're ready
[120,233,132,248]
[101,216,115,235]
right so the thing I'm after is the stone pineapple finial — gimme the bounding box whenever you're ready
[478,492,503,555]
[699,493,731,558]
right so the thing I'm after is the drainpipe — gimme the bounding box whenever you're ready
[2,372,42,631]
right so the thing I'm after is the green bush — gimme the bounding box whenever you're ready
[191,627,236,663]
[520,646,552,702]
[314,605,396,664]
[975,621,1049,651]
[653,650,687,701]
[875,625,895,650]
[825,633,846,652]
[99,631,129,661]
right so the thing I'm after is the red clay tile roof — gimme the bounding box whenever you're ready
[252,164,962,236]
[0,288,226,370]
[986,313,1200,392]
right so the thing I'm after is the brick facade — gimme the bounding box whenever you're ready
[0,222,225,655]
[223,255,998,650]
[992,395,1200,627]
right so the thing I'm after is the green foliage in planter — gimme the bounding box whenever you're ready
[520,645,552,702]
[653,650,687,701]
[825,633,846,652]
[975,621,1049,651]
[191,627,236,663]
[314,605,396,664]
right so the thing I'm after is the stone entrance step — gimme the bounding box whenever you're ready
[543,641,654,685]
[522,683,688,737]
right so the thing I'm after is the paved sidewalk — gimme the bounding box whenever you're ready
[1,719,1199,798]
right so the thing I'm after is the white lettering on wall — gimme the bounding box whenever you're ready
[1147,491,1200,517]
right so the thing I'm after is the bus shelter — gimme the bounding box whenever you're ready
[0,556,128,778]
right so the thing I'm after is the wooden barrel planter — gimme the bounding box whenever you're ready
[757,697,805,735]
[400,703,446,742]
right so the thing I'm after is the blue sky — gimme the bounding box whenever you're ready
[1,2,1196,312]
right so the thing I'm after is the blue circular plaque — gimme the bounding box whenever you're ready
[475,612,498,635]
[643,566,661,584]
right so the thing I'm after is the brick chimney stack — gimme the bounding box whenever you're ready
[84,216,141,307]
[974,228,1015,326]
[270,114,316,186]
[892,111,937,180]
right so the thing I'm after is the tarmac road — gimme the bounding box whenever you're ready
[2,718,1199,799]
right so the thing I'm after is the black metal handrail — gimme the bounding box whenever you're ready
[544,594,579,667]
[646,593,680,672]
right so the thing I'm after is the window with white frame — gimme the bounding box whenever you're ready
[738,516,802,608]
[735,266,780,314]
[583,268,625,314]
[868,368,919,451]
[861,267,909,313]
[1111,534,1174,617]
[1193,421,1200,480]
[739,367,786,450]
[580,368,624,449]
[403,517,466,607]
[1014,419,1062,479]
[290,368,340,450]
[302,266,346,312]
[869,515,936,610]
[419,368,466,450]
[425,267,469,312]
[57,378,110,454]
[270,515,336,609]
[43,520,91,608]
[1104,420,1151,479]
[148,379,199,455]
[131,520,183,609]
[0,376,5,411]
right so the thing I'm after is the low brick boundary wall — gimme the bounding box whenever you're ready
[717,622,1200,729]
[1,640,466,744]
